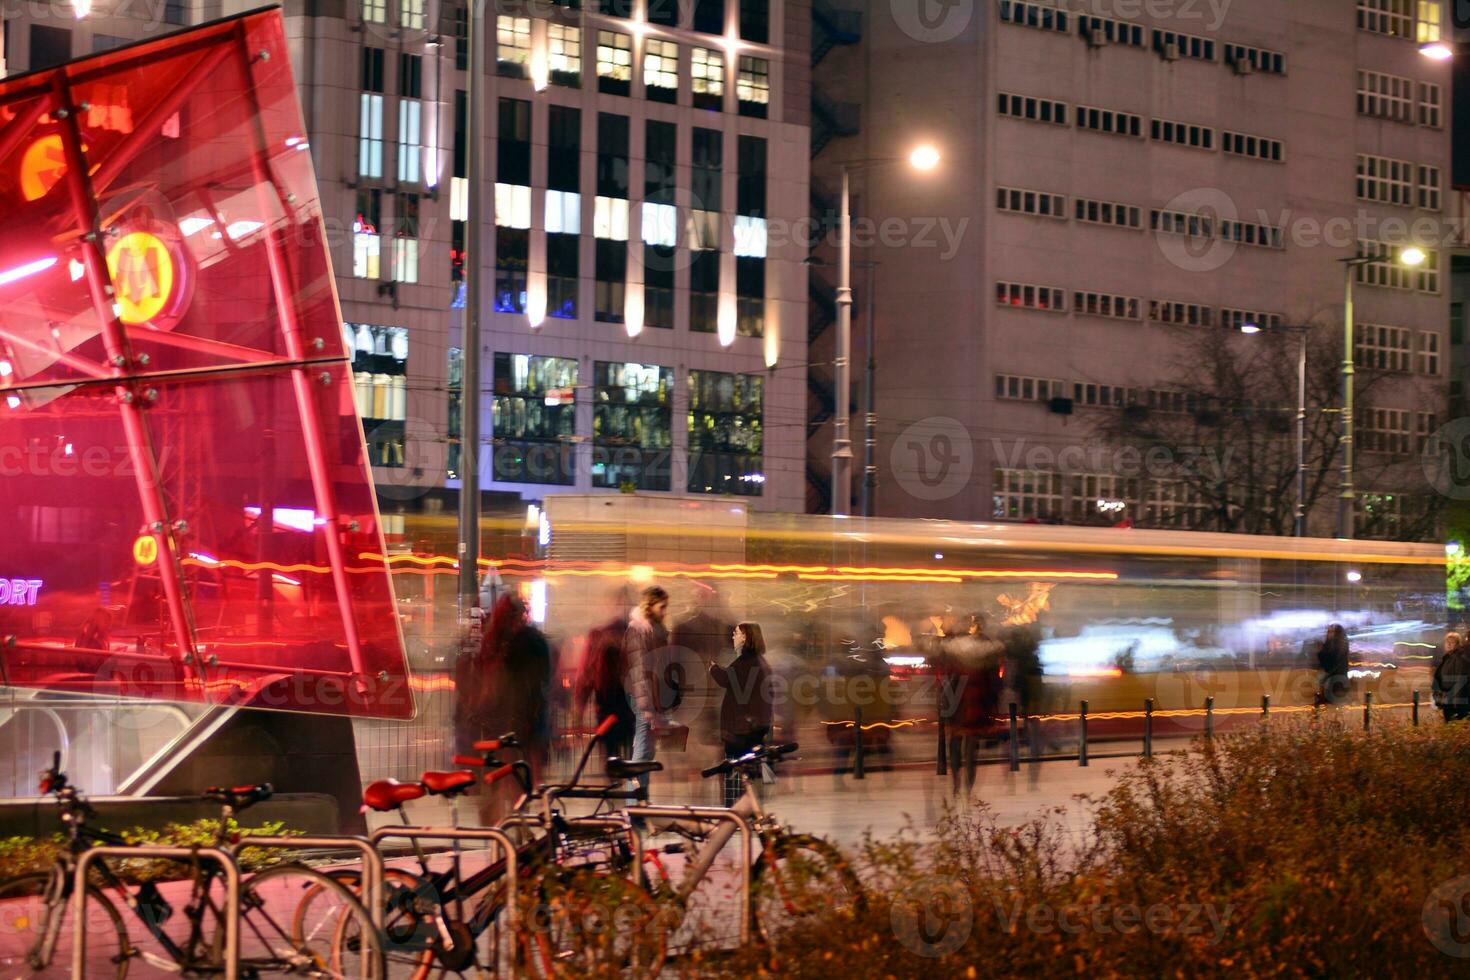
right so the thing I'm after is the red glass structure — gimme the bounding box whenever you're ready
[0,10,414,719]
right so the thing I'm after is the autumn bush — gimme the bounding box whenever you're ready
[0,819,299,883]
[703,719,1470,979]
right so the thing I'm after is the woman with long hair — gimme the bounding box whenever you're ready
[454,593,553,790]
[1317,623,1351,707]
[575,591,635,759]
[709,622,773,806]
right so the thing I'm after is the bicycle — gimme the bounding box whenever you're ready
[0,752,382,978]
[634,742,865,944]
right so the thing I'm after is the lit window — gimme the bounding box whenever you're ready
[597,31,632,94]
[595,196,629,241]
[1417,0,1442,42]
[358,94,383,179]
[692,47,724,109]
[736,56,769,117]
[397,100,421,183]
[548,24,581,83]
[734,215,767,257]
[400,0,423,31]
[642,202,678,246]
[689,210,720,250]
[362,0,385,24]
[497,16,530,74]
[353,223,380,279]
[495,183,532,228]
[546,190,582,234]
[450,176,468,222]
[393,238,419,283]
[644,38,678,99]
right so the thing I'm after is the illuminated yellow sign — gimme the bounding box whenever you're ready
[132,535,158,567]
[106,231,174,324]
[19,135,69,202]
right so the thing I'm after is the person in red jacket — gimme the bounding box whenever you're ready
[936,614,1005,799]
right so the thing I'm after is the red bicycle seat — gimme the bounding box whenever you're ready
[362,779,427,812]
[420,770,476,795]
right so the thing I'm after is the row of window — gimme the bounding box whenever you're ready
[995,187,1285,249]
[995,285,1297,329]
[1356,239,1441,293]
[1356,0,1443,42]
[1358,69,1443,127]
[998,93,1286,160]
[998,2,1288,75]
[1357,154,1443,210]
[1354,323,1442,375]
[487,354,765,493]
[493,16,771,115]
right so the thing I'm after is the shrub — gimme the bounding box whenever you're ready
[0,819,300,883]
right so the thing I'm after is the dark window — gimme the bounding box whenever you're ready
[397,192,420,238]
[692,127,722,211]
[454,5,468,70]
[1453,302,1465,346]
[601,0,635,16]
[356,188,383,232]
[453,90,467,178]
[645,120,678,203]
[547,105,581,192]
[546,232,579,319]
[737,135,766,217]
[689,250,720,332]
[498,98,532,185]
[693,0,725,34]
[644,245,676,329]
[447,348,463,478]
[647,0,680,26]
[400,53,423,97]
[492,353,578,486]
[362,47,386,93]
[739,0,769,42]
[595,240,627,323]
[736,256,764,336]
[597,113,630,198]
[495,227,529,313]
[688,370,764,496]
[593,362,674,491]
[451,220,466,285]
[92,34,126,52]
[164,0,186,25]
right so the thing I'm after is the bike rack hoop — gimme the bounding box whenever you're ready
[72,845,240,980]
[229,834,384,934]
[624,805,753,947]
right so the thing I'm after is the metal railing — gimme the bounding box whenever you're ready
[230,834,384,934]
[73,845,240,980]
[625,805,754,947]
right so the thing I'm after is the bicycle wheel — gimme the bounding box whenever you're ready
[520,866,669,979]
[312,866,447,977]
[751,834,863,943]
[0,871,131,979]
[240,863,383,978]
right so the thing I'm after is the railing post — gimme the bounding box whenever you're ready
[853,705,864,780]
[1262,694,1270,719]
[1364,691,1372,732]
[936,716,947,775]
[1205,695,1214,740]
[1079,699,1089,767]
[1008,702,1020,772]
[1413,689,1421,727]
[1143,698,1154,760]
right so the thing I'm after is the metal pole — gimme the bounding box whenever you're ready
[831,167,853,517]
[1339,265,1355,539]
[852,704,864,779]
[1413,689,1421,726]
[1296,328,1307,537]
[1143,698,1153,760]
[862,263,877,517]
[1364,690,1372,731]
[1262,694,1271,718]
[1205,695,1214,739]
[936,716,947,775]
[459,0,486,608]
[1078,700,1088,767]
[1007,702,1020,772]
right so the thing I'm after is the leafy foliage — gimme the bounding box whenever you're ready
[0,819,299,883]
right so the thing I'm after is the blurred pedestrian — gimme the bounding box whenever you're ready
[454,594,553,806]
[670,582,735,746]
[624,586,671,791]
[575,590,635,759]
[937,615,1004,798]
[75,607,112,651]
[710,622,773,806]
[1316,623,1351,707]
[1433,631,1470,723]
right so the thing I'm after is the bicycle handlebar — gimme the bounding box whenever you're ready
[700,742,799,779]
[595,715,618,738]
[483,764,516,786]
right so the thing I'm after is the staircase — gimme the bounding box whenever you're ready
[812,0,861,67]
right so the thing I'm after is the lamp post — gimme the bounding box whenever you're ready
[1337,246,1426,539]
[1240,321,1309,537]
[831,145,940,516]
[457,0,487,614]
[808,256,880,516]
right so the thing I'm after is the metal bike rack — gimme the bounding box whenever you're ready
[625,805,754,946]
[73,845,240,980]
[368,825,520,979]
[228,835,384,933]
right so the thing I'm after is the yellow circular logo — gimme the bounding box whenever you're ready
[132,535,158,567]
[19,135,69,202]
[106,232,175,325]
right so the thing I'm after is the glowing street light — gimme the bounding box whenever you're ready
[908,144,942,172]
[1419,42,1456,60]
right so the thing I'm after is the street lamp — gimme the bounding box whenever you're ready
[1337,246,1426,539]
[808,255,880,516]
[1240,322,1309,537]
[831,145,942,517]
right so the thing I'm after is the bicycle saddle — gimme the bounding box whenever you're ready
[605,758,663,780]
[202,783,273,812]
[420,770,477,796]
[362,778,427,812]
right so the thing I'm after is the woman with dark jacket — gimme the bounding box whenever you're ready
[1433,631,1470,722]
[709,622,773,806]
[454,593,554,783]
[1317,623,1352,707]
[575,611,635,759]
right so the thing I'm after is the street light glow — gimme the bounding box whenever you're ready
[1419,42,1454,60]
[1239,322,1262,335]
[909,144,941,172]
[1400,246,1427,267]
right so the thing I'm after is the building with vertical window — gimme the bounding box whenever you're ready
[1,1,809,513]
[809,0,1451,539]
